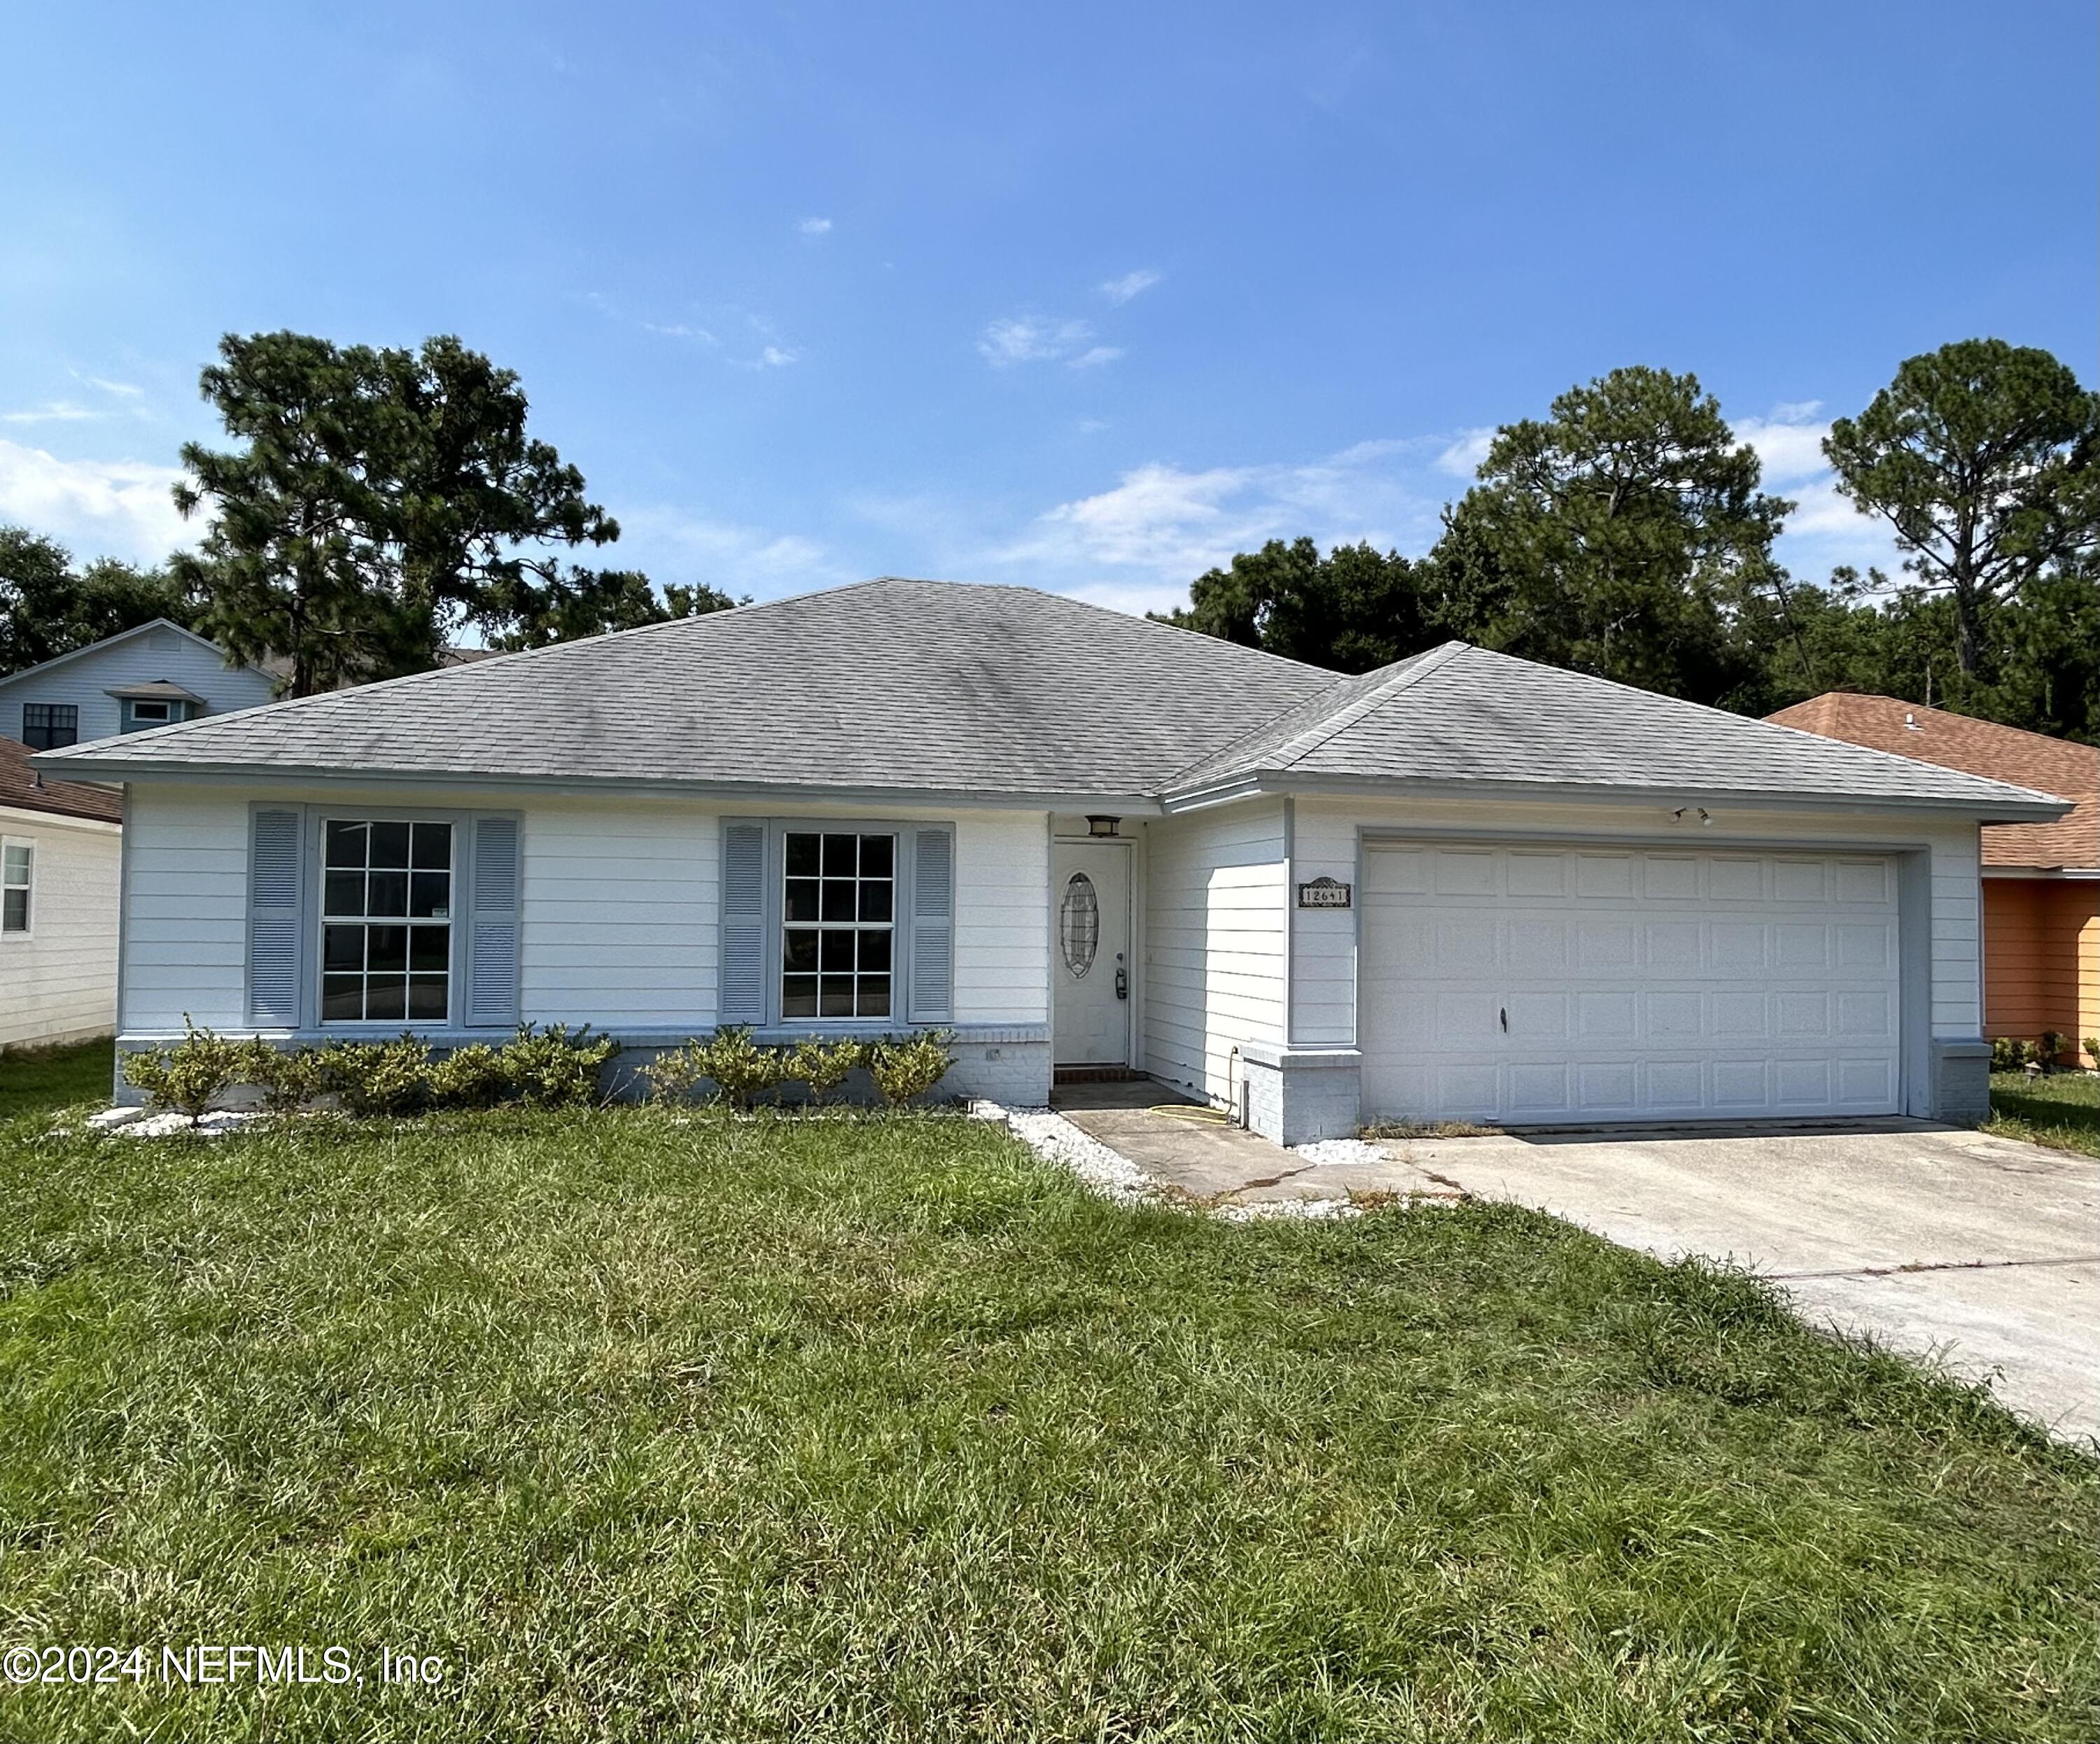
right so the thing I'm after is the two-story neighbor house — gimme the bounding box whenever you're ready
[0,618,278,752]
[0,620,275,1048]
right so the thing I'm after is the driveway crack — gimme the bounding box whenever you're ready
[1770,1253,2100,1281]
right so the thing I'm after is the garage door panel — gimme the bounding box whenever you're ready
[1360,842,1901,1125]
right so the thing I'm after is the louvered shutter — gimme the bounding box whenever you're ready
[246,806,306,1027]
[906,825,954,1024]
[465,813,522,1027]
[719,820,768,1025]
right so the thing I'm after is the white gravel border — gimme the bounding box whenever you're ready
[970,1102,1157,1206]
[1287,1137,1392,1168]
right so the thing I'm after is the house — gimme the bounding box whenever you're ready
[31,579,2071,1139]
[1768,694,2097,1068]
[0,618,278,751]
[0,734,124,1047]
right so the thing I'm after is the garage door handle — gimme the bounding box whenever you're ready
[1499,1006,1507,1033]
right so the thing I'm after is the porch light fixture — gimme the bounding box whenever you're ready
[1086,815,1121,838]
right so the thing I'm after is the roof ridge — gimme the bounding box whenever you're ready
[1264,641,1471,771]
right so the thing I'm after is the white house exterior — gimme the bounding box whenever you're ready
[0,736,124,1048]
[0,618,277,752]
[34,579,2069,1138]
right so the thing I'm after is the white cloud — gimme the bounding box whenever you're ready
[643,321,718,344]
[84,376,145,400]
[742,344,800,370]
[978,316,1098,367]
[797,216,833,237]
[1434,427,1494,478]
[3,402,101,424]
[1099,268,1161,304]
[0,437,195,564]
[1732,403,1906,583]
[1067,346,1124,370]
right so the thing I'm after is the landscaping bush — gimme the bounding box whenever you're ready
[317,1035,435,1118]
[866,1030,955,1107]
[427,1042,512,1111]
[2039,1030,2066,1071]
[639,1043,708,1107]
[784,1036,863,1106]
[121,1020,246,1123]
[234,1039,325,1117]
[2085,1036,2099,1071]
[496,1023,617,1109]
[670,1027,785,1111]
[1993,1037,2031,1074]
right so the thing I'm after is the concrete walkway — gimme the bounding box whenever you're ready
[1046,1085,2099,1441]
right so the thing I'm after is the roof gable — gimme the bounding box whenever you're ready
[0,618,240,692]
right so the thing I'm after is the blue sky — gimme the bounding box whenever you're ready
[4,1,2094,619]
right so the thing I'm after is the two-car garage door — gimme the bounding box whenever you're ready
[1359,841,1901,1124]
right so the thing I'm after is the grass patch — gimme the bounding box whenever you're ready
[0,1036,113,1118]
[0,1109,2092,1741]
[1986,1071,2100,1159]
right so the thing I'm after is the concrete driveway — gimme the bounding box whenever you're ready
[1412,1122,2100,1443]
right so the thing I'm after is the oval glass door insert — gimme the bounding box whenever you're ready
[1059,873,1100,977]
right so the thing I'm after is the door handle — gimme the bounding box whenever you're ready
[1499,1006,1507,1033]
[1115,954,1128,1000]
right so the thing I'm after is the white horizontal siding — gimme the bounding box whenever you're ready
[0,627,275,747]
[0,810,120,1046]
[115,787,1054,1040]
[1288,794,1985,1048]
[1141,799,1287,1105]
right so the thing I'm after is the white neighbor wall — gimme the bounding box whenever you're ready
[1139,799,1289,1107]
[0,806,122,1046]
[0,626,276,748]
[115,785,1052,1098]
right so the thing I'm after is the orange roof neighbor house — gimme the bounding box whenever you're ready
[1768,694,2098,1067]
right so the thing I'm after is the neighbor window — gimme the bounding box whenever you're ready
[21,705,76,751]
[781,831,893,1018]
[2,841,31,934]
[320,820,454,1022]
[121,698,196,733]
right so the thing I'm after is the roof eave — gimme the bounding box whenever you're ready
[1161,768,2078,822]
[24,754,1168,815]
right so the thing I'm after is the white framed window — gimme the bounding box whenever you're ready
[120,698,197,733]
[319,819,454,1022]
[780,830,895,1018]
[1,838,31,935]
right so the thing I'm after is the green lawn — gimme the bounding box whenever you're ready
[0,1036,113,1118]
[0,1111,2092,1742]
[1987,1070,2100,1160]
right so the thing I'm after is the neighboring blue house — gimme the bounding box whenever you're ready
[0,619,277,751]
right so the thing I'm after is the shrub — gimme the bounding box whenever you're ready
[2085,1036,2099,1071]
[122,1019,246,1123]
[497,1023,617,1109]
[428,1042,513,1111]
[678,1027,785,1111]
[1992,1037,2027,1074]
[318,1034,435,1118]
[640,1043,708,1107]
[2038,1030,2066,1071]
[865,1031,955,1107]
[785,1036,863,1106]
[235,1039,325,1117]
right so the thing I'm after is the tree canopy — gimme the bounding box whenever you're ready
[1824,339,2099,675]
[1163,351,2099,744]
[0,528,197,678]
[172,332,734,694]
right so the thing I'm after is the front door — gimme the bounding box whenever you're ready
[1052,841,1132,1066]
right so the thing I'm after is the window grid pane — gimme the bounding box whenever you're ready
[321,820,453,1022]
[780,831,894,1019]
[22,704,77,752]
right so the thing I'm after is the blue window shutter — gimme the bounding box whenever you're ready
[906,825,955,1024]
[719,820,767,1025]
[465,813,522,1027]
[246,806,305,1027]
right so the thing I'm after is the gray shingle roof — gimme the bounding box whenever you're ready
[35,579,1337,799]
[32,582,2068,818]
[1169,641,2067,813]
